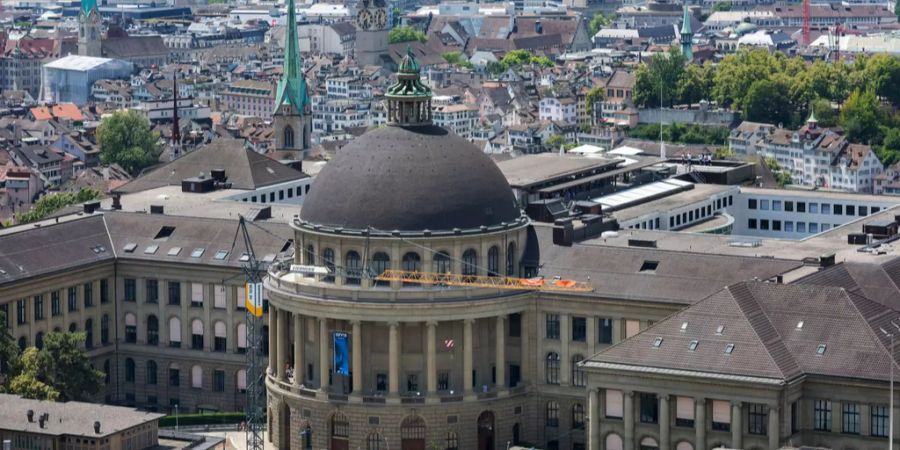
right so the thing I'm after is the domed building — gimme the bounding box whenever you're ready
[265,48,540,450]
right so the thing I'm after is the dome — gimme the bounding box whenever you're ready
[735,22,757,35]
[300,125,521,232]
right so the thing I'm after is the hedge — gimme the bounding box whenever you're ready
[158,412,247,427]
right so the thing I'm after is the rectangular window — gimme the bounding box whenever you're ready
[545,313,560,340]
[809,223,819,233]
[100,279,109,303]
[872,405,889,437]
[599,318,613,344]
[168,281,181,305]
[785,201,794,212]
[572,317,586,342]
[814,400,832,432]
[748,198,757,209]
[772,200,782,211]
[712,400,731,432]
[760,219,770,230]
[859,205,868,216]
[605,389,623,419]
[809,203,819,214]
[83,283,93,307]
[124,279,136,302]
[798,222,807,233]
[625,320,640,338]
[748,403,767,435]
[0,304,8,328]
[438,372,449,391]
[846,205,855,216]
[191,283,204,307]
[760,199,770,210]
[676,396,695,428]
[169,368,180,387]
[640,393,658,424]
[797,202,806,213]
[213,370,226,392]
[842,403,860,434]
[749,218,757,229]
[33,295,43,321]
[146,279,159,303]
[51,291,60,316]
[16,299,26,325]
[791,401,798,434]
[773,220,782,231]
[821,203,831,214]
[834,204,843,215]
[214,285,227,309]
[785,221,794,232]
[68,286,78,311]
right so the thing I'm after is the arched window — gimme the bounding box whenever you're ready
[366,432,384,450]
[487,246,500,276]
[330,412,349,438]
[191,319,204,350]
[507,242,517,276]
[214,321,227,352]
[345,251,361,285]
[606,434,624,450]
[323,248,335,282]
[573,403,585,429]
[147,360,158,385]
[401,416,426,442]
[372,252,390,287]
[147,315,159,346]
[445,431,459,450]
[284,125,294,148]
[640,437,659,450]
[101,314,109,345]
[237,323,247,353]
[546,401,559,427]
[237,369,247,392]
[125,313,137,343]
[462,249,478,277]
[401,252,421,287]
[35,332,44,350]
[433,251,451,274]
[676,442,694,450]
[17,336,26,352]
[169,317,182,347]
[572,354,586,387]
[191,365,203,388]
[305,244,315,265]
[69,322,77,333]
[125,358,136,382]
[84,318,93,349]
[545,352,560,385]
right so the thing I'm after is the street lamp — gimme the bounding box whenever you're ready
[881,323,900,450]
[174,404,179,432]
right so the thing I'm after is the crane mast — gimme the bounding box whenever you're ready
[237,216,265,450]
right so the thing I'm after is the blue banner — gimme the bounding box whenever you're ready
[333,332,349,376]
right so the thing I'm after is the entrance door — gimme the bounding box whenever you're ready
[330,412,350,450]
[477,411,495,450]
[509,364,521,387]
[401,416,426,450]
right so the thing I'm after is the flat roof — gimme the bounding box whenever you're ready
[104,185,299,222]
[612,183,738,222]
[538,157,665,194]
[496,154,622,189]
[0,394,163,438]
[44,55,116,71]
[593,178,693,211]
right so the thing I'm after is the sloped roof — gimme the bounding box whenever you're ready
[102,36,168,58]
[112,138,306,194]
[587,281,898,383]
[795,259,900,311]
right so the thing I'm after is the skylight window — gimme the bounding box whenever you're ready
[715,325,725,335]
[239,253,250,262]
[123,243,137,253]
[816,344,827,355]
[724,343,735,354]
[153,226,176,240]
[0,268,6,275]
[680,322,688,332]
[639,260,659,273]
[144,245,159,255]
[653,337,663,348]
[191,248,205,258]
[214,250,228,260]
[689,340,699,351]
[168,247,182,256]
[263,254,277,263]
[796,320,804,329]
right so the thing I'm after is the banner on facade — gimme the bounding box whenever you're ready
[333,332,349,376]
[245,282,264,317]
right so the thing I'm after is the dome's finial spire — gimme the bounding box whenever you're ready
[386,47,432,126]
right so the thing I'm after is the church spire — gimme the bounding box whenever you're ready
[81,0,97,16]
[681,5,693,60]
[273,0,309,114]
[386,47,433,126]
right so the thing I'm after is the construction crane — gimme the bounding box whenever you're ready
[233,216,266,450]
[375,270,593,292]
[802,0,811,46]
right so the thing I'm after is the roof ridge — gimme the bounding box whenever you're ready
[843,289,900,370]
[726,281,801,380]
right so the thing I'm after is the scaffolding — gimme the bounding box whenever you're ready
[374,270,593,292]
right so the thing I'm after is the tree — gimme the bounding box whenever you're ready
[0,310,18,385]
[879,126,900,167]
[841,89,884,145]
[678,62,714,108]
[633,47,687,108]
[589,13,612,34]
[712,2,732,11]
[16,188,102,224]
[585,85,604,118]
[499,50,554,69]
[743,78,793,126]
[388,25,427,44]
[441,51,473,69]
[42,332,103,401]
[545,134,565,150]
[862,54,900,106]
[97,110,160,175]
[810,98,838,128]
[8,348,58,401]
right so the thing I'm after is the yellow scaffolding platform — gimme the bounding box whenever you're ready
[374,270,593,292]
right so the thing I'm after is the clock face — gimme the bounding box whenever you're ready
[358,9,372,30]
[373,8,387,29]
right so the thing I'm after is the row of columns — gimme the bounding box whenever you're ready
[268,306,515,399]
[587,391,780,450]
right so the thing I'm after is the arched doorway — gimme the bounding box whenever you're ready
[400,415,426,450]
[477,411,495,450]
[330,412,349,450]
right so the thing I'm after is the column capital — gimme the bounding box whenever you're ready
[388,321,400,328]
[625,390,635,398]
[350,319,361,326]
[464,318,475,325]
[496,315,507,322]
[318,317,327,324]
[697,398,707,406]
[731,400,743,407]
[426,320,438,327]
[659,394,670,401]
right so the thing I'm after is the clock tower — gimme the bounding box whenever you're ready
[355,0,389,67]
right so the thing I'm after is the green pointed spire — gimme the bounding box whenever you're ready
[81,0,97,16]
[273,0,309,114]
[681,5,693,60]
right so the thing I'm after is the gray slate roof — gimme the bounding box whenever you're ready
[587,281,897,383]
[794,259,900,311]
[0,393,163,437]
[113,138,306,194]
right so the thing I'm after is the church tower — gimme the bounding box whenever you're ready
[78,0,102,57]
[355,0,390,66]
[272,0,311,157]
[680,5,693,60]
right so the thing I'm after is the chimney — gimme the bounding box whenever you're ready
[210,168,226,182]
[83,201,100,214]
[27,410,34,422]
[38,415,45,429]
[93,421,101,434]
[112,193,122,210]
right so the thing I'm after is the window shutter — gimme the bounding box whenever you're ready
[677,396,695,420]
[713,400,731,424]
[606,389,624,418]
